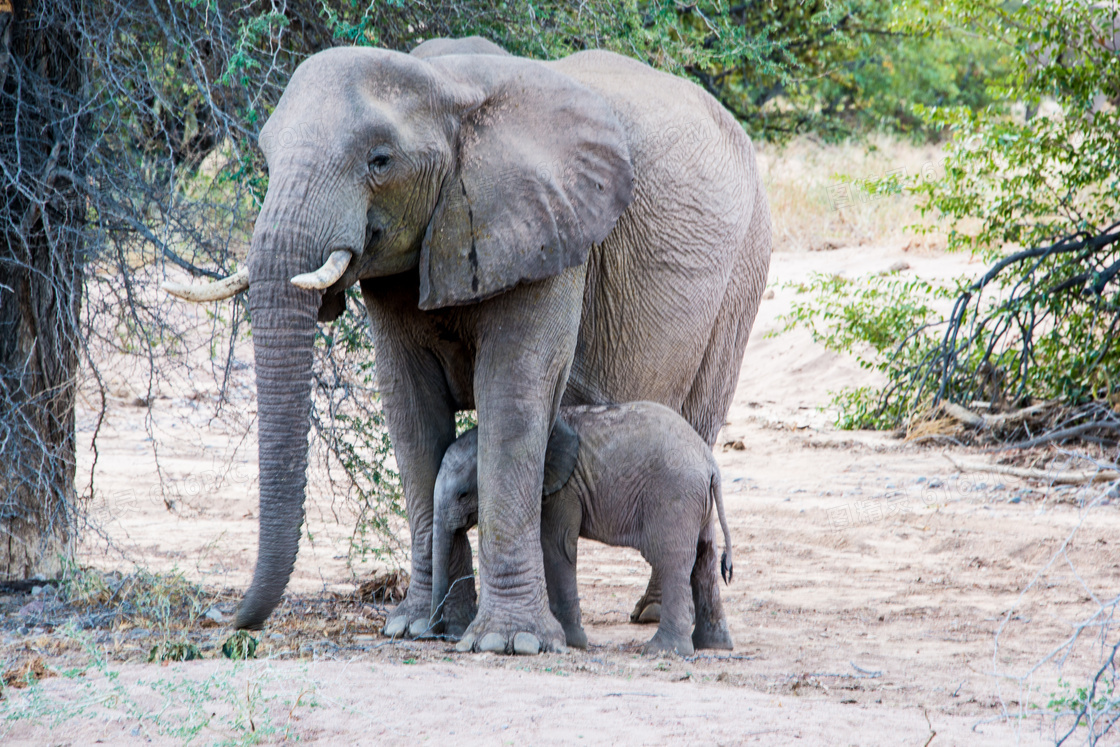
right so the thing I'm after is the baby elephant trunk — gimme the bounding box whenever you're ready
[713,471,734,584]
[429,522,453,632]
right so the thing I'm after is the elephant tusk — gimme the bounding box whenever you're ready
[290,250,352,290]
[162,267,249,302]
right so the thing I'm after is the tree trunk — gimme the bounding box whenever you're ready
[0,1,86,580]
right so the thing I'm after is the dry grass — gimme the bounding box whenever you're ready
[758,135,949,253]
[0,567,401,672]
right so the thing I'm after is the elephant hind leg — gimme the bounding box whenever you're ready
[640,551,696,656]
[629,567,662,625]
[691,517,733,651]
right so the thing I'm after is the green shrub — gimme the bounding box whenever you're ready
[776,272,954,428]
[787,1,1120,429]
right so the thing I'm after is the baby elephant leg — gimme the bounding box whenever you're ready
[641,548,696,656]
[540,493,588,649]
[630,568,662,624]
[691,517,733,650]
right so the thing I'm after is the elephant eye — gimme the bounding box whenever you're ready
[368,149,392,175]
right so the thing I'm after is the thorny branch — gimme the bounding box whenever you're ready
[882,223,1120,448]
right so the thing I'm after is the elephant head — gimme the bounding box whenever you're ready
[430,420,580,631]
[163,46,632,630]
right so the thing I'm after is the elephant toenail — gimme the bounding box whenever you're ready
[408,618,429,638]
[637,603,661,624]
[454,634,476,653]
[383,617,408,638]
[478,632,507,653]
[512,632,541,655]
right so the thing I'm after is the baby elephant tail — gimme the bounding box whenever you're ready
[712,470,733,584]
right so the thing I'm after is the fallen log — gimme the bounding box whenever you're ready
[939,401,1056,431]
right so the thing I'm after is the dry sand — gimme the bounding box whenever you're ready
[3,240,1117,746]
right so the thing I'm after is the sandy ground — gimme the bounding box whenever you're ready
[3,240,1118,745]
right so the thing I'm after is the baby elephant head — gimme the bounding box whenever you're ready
[433,429,481,536]
[430,428,481,626]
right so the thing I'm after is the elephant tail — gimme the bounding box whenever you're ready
[712,470,733,584]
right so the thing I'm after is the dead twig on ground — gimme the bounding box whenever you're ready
[943,454,1120,486]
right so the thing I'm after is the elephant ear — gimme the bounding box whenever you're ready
[418,54,633,310]
[542,418,580,496]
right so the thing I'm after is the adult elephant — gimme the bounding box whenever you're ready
[164,36,771,654]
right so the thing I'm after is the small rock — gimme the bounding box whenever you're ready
[204,607,224,623]
[888,261,910,272]
[16,600,43,617]
[916,476,927,483]
[1008,496,1022,504]
[269,632,285,641]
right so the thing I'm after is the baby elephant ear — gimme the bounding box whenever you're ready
[543,418,580,495]
[418,54,633,309]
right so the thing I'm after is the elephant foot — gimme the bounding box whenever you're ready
[563,623,588,650]
[443,616,471,640]
[454,603,567,656]
[382,592,435,639]
[692,619,733,651]
[631,574,663,624]
[641,628,694,657]
[630,601,661,624]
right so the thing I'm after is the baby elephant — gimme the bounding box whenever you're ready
[431,402,734,656]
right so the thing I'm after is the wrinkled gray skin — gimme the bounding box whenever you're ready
[225,36,770,655]
[433,403,734,656]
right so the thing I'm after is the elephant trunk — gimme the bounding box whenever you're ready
[429,520,454,633]
[234,224,322,630]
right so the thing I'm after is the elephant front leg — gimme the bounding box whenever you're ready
[454,392,567,655]
[376,352,457,640]
[454,270,584,655]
